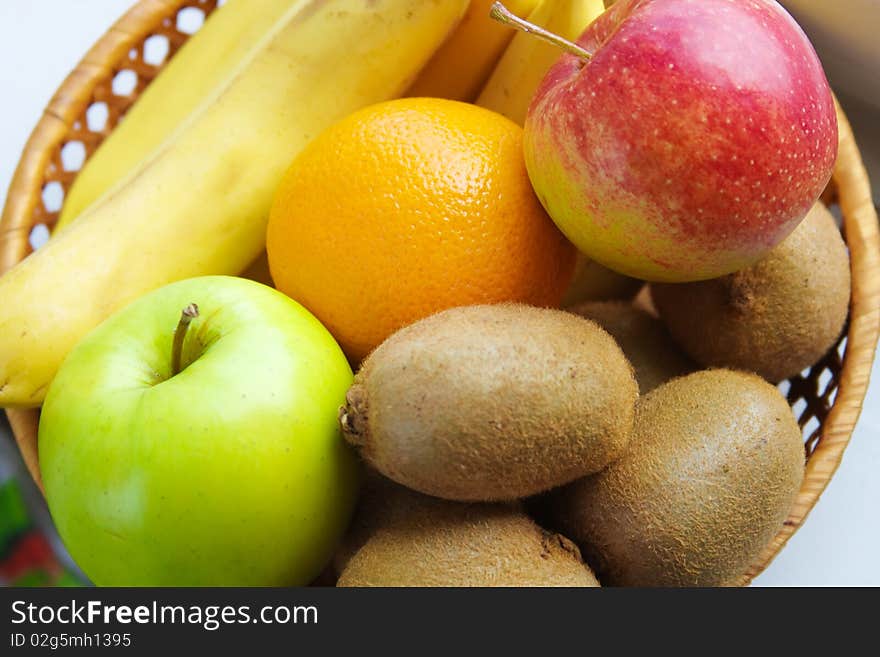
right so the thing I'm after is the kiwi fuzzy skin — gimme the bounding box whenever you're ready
[651,203,850,383]
[339,304,638,502]
[336,489,600,587]
[562,254,644,306]
[568,301,695,394]
[331,469,430,575]
[549,369,805,587]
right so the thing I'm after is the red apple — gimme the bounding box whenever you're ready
[523,0,837,282]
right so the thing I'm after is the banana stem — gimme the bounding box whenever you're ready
[171,303,200,377]
[490,2,593,62]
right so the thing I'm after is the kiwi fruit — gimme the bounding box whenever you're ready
[562,254,643,307]
[568,301,694,393]
[339,304,638,501]
[548,369,805,587]
[651,202,850,382]
[331,469,437,575]
[337,496,600,587]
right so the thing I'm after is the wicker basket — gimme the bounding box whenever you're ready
[1,0,879,585]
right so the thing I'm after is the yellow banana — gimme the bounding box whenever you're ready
[406,0,540,102]
[477,0,605,124]
[0,0,469,408]
[59,0,314,229]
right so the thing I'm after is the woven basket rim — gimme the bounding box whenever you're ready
[1,0,879,585]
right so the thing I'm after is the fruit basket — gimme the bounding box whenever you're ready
[1,0,878,585]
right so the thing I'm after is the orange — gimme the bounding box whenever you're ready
[267,98,576,362]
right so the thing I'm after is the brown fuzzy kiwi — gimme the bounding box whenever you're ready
[331,470,437,575]
[548,369,805,587]
[562,254,643,306]
[337,497,600,587]
[339,304,638,502]
[651,203,851,382]
[568,301,695,393]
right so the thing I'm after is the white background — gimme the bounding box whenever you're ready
[0,1,877,586]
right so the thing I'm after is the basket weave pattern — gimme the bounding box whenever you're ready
[1,0,878,585]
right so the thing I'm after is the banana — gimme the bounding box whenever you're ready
[58,0,318,229]
[476,0,605,124]
[0,0,469,408]
[405,0,540,102]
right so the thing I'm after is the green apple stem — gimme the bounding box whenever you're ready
[171,303,200,377]
[489,2,593,61]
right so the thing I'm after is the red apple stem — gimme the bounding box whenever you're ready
[171,303,200,377]
[489,2,593,62]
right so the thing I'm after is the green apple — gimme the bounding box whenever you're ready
[38,275,359,586]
